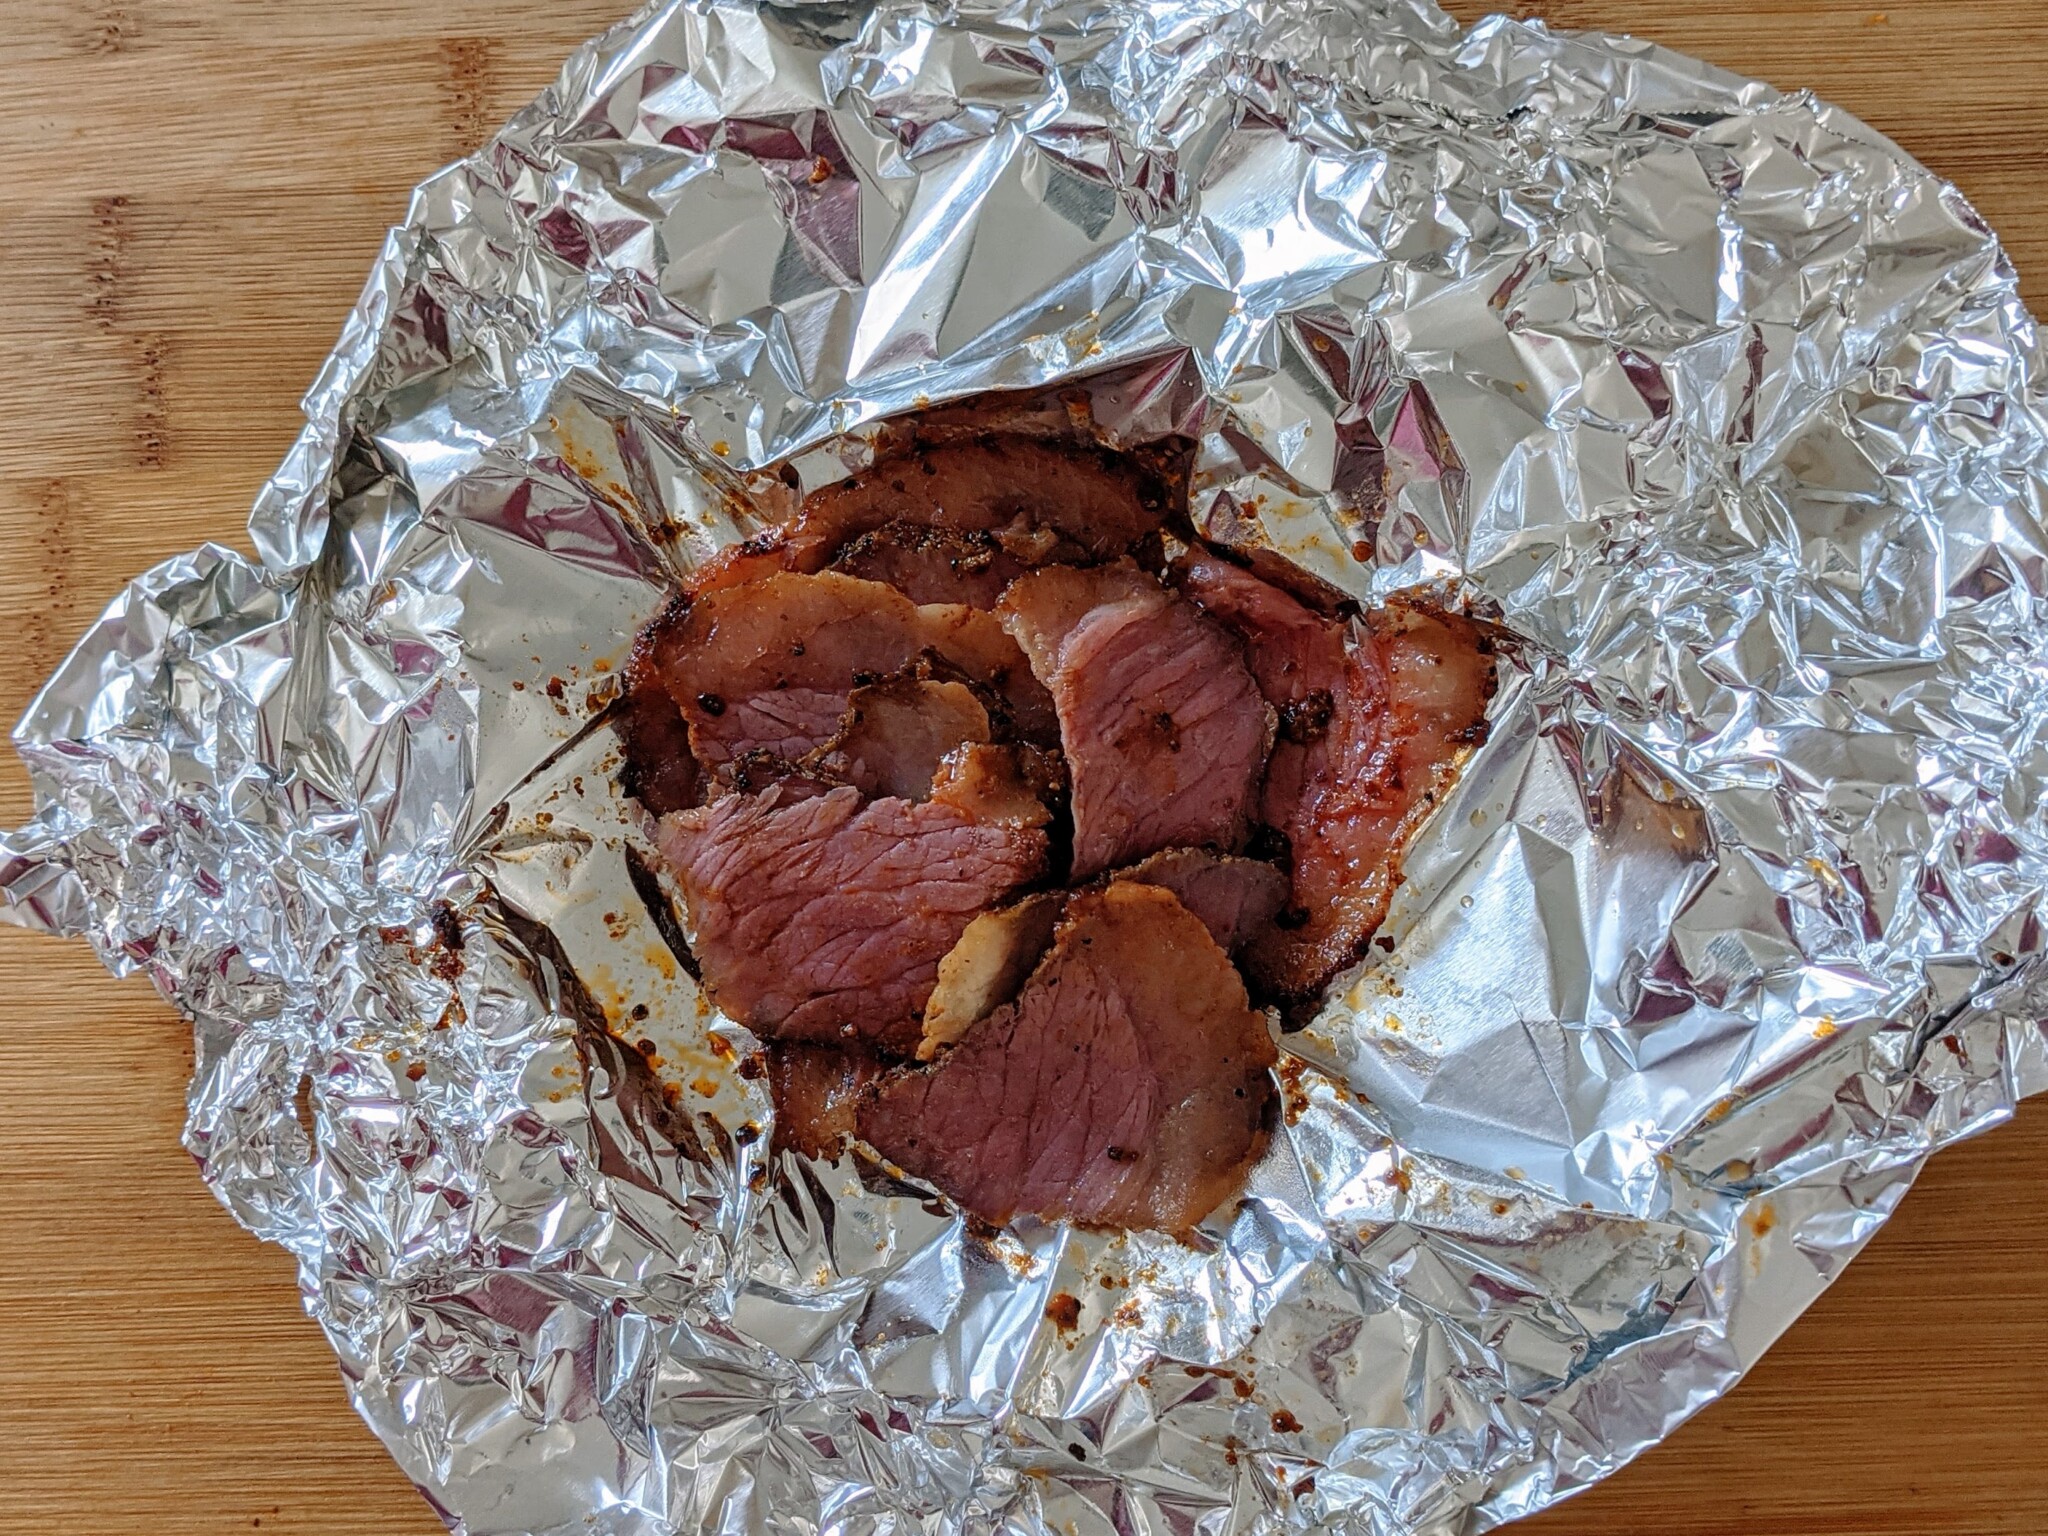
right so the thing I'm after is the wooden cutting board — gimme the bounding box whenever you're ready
[1,3,2043,1532]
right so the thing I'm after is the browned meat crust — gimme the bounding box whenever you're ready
[860,883,1276,1235]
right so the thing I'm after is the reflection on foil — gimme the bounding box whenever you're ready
[5,2,2047,1533]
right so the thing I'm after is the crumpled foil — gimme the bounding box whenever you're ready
[6,0,2048,1531]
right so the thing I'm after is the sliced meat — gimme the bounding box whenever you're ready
[766,1043,883,1160]
[679,528,800,600]
[1281,600,1493,1006]
[685,435,1171,598]
[868,386,1081,449]
[656,749,1050,1054]
[872,387,1197,514]
[1111,849,1289,956]
[857,682,1067,811]
[918,891,1065,1060]
[616,640,700,815]
[859,882,1276,1235]
[830,523,1036,609]
[1174,548,1495,1006]
[929,738,1062,825]
[652,570,1055,774]
[998,562,1274,879]
[1204,542,1355,620]
[1171,546,1351,736]
[807,673,992,800]
[803,436,1167,566]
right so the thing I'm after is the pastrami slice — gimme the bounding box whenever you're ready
[998,561,1274,879]
[860,882,1277,1235]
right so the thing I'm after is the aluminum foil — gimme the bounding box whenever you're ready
[6,1,2047,1531]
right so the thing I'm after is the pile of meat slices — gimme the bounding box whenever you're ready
[618,401,1497,1237]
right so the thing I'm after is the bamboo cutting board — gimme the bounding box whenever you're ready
[1,4,2044,1532]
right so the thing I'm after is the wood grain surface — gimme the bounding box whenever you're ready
[1,3,2043,1532]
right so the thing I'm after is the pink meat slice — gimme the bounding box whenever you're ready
[650,570,1055,773]
[998,561,1274,879]
[806,674,993,801]
[1110,848,1290,956]
[656,746,1050,1054]
[859,882,1277,1234]
[1173,547,1495,1006]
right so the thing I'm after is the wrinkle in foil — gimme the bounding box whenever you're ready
[5,3,2048,1533]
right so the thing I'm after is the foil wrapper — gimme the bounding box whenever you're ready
[7,2,2048,1531]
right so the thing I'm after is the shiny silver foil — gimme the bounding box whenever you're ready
[6,1,2047,1531]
